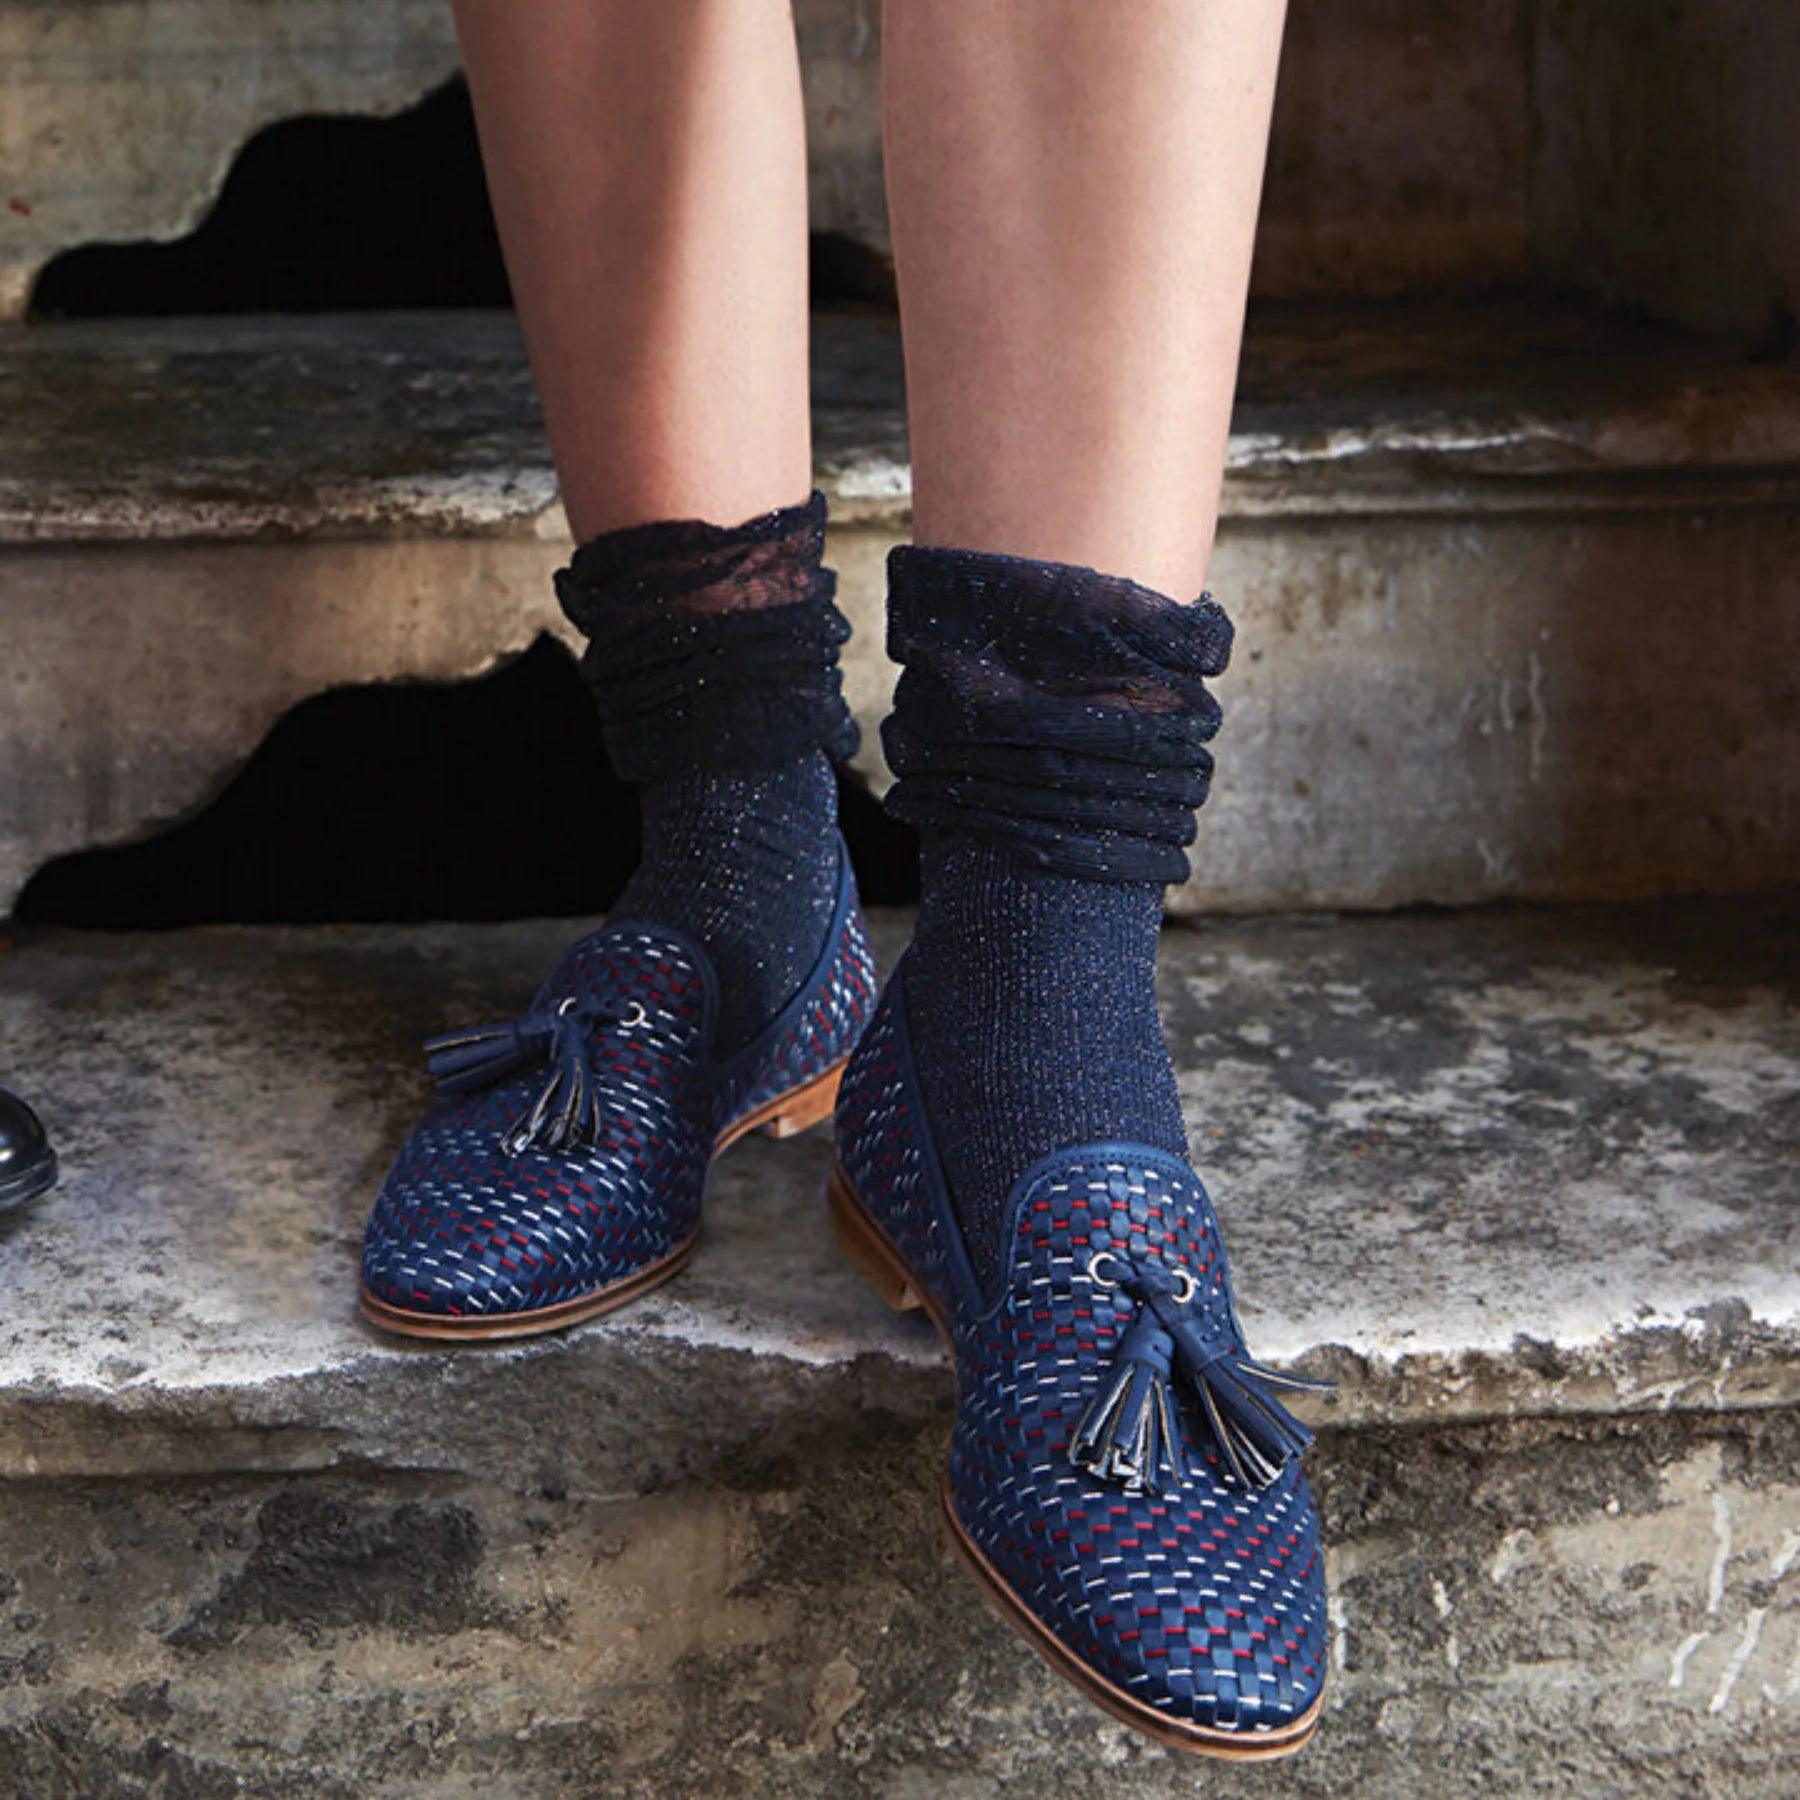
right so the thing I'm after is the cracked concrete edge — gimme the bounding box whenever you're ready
[2,1308,1795,1489]
[0,1407,1795,1797]
[9,497,1800,917]
[0,0,464,320]
[1,896,1793,1481]
[0,0,888,322]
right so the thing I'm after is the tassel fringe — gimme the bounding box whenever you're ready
[1070,1256,1333,1494]
[424,1024,543,1095]
[423,997,638,1157]
[1068,1313,1181,1494]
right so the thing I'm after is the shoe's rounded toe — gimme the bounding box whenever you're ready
[933,1145,1332,1753]
[0,1086,57,1214]
[949,1442,1329,1748]
[360,1087,707,1329]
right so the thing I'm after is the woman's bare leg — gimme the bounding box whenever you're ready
[453,0,812,539]
[883,0,1287,597]
[450,3,853,1055]
[863,8,1333,1752]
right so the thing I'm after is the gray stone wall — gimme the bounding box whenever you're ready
[3,0,1795,331]
[1532,0,1800,337]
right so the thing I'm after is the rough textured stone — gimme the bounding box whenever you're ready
[1257,0,1531,299]
[7,0,1793,335]
[0,896,1794,1489]
[11,303,1797,546]
[0,1408,1794,1795]
[0,310,905,917]
[3,303,1799,916]
[0,899,1795,1792]
[0,0,887,320]
[1189,502,1800,913]
[0,0,463,318]
[1532,0,1800,338]
[0,310,909,542]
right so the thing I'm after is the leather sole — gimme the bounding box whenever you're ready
[825,1158,1324,1761]
[357,1055,849,1343]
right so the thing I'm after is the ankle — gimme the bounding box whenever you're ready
[551,495,859,1058]
[617,752,841,1057]
[904,837,1185,1286]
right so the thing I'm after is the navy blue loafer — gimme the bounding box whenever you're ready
[828,963,1332,1759]
[0,1086,58,1215]
[362,844,876,1340]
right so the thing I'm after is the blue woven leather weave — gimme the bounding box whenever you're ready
[834,964,1330,1745]
[363,846,875,1330]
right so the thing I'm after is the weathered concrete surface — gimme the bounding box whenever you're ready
[0,0,463,319]
[1532,0,1800,339]
[0,896,1794,1491]
[12,303,1799,546]
[4,303,1799,916]
[0,0,886,321]
[0,310,909,542]
[0,899,1795,1792]
[1189,502,1800,913]
[0,1407,1794,1794]
[8,0,1795,337]
[0,310,902,917]
[1256,0,1531,299]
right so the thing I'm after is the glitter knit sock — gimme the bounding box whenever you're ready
[613,753,840,1056]
[556,493,859,1059]
[904,839,1184,1266]
[882,545,1234,1285]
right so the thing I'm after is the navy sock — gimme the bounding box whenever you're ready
[614,752,839,1057]
[555,493,858,1060]
[881,544,1233,1282]
[904,840,1185,1270]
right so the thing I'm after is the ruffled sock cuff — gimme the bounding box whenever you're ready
[556,492,861,781]
[882,545,1233,884]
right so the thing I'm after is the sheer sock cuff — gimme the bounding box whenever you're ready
[556,491,860,781]
[882,545,1233,884]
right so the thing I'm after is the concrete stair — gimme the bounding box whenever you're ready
[5,298,1799,919]
[1,897,1796,1796]
[4,5,1798,1793]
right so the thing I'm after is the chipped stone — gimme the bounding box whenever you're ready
[0,895,1793,1492]
[4,303,1798,916]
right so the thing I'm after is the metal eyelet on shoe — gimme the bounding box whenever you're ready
[1086,1251,1127,1288]
[621,1002,647,1029]
[1086,1252,1199,1306]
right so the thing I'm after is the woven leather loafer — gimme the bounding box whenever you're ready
[362,844,876,1340]
[828,963,1332,1758]
[0,1085,57,1215]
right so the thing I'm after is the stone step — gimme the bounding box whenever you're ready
[0,898,1795,1794]
[4,897,1795,1480]
[3,299,1799,918]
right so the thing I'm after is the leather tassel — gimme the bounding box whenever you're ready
[501,1053,593,1157]
[1184,1351,1312,1489]
[1164,1311,1327,1488]
[1069,1312,1182,1495]
[422,996,639,1156]
[425,1023,544,1095]
[1070,1254,1334,1494]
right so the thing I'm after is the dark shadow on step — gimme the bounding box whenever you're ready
[30,76,892,319]
[14,636,918,930]
[31,81,511,318]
